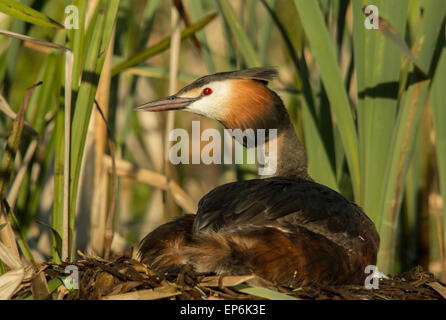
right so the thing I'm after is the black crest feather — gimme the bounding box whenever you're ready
[178,67,278,94]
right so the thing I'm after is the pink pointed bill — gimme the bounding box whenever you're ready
[135,95,198,112]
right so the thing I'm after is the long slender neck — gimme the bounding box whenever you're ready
[218,82,311,179]
[265,117,311,180]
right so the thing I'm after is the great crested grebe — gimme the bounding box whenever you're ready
[134,67,379,287]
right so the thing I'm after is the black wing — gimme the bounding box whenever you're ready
[192,177,377,248]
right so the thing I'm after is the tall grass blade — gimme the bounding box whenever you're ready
[293,0,360,199]
[62,50,73,262]
[187,0,216,73]
[377,0,446,273]
[216,0,260,67]
[378,80,429,272]
[352,0,407,220]
[68,0,87,90]
[259,0,337,191]
[430,48,446,280]
[258,0,276,65]
[111,12,217,76]
[68,0,119,260]
[52,102,64,264]
[0,0,64,29]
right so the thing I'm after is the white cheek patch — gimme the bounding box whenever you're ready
[181,80,233,120]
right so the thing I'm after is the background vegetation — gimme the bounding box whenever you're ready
[0,0,445,282]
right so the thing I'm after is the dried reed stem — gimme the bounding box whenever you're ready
[103,156,197,213]
[162,5,183,220]
[62,51,74,262]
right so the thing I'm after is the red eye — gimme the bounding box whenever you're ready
[202,87,213,95]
